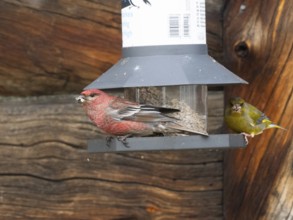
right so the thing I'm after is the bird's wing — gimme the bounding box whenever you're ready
[122,105,179,122]
[245,103,269,124]
[108,97,179,122]
[107,97,141,120]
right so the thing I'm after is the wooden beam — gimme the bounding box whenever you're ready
[0,93,225,219]
[223,0,293,219]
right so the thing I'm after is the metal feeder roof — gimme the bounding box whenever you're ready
[85,44,247,90]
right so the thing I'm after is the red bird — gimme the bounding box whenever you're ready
[76,89,206,146]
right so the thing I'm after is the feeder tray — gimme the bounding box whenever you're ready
[88,134,246,153]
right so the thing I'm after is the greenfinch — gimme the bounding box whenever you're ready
[224,97,285,143]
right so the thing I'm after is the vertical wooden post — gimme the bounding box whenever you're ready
[223,0,293,219]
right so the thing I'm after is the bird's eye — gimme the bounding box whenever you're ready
[89,93,96,97]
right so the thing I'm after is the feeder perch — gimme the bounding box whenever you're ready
[84,0,248,152]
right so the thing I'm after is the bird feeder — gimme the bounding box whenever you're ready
[84,0,248,152]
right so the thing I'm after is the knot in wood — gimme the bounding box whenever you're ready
[234,41,250,58]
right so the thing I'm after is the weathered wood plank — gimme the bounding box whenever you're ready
[0,0,121,96]
[259,140,293,220]
[208,91,224,133]
[0,93,224,219]
[223,0,293,219]
[206,0,225,62]
[0,175,223,220]
[0,0,224,96]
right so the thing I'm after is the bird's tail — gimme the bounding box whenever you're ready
[266,123,286,130]
[261,118,286,130]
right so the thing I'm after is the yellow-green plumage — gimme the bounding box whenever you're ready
[224,97,285,138]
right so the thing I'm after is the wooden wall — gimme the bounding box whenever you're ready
[0,0,226,219]
[223,0,293,219]
[1,0,292,219]
[0,1,121,96]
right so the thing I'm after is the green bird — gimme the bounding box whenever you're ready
[224,97,285,143]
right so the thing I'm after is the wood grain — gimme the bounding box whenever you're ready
[259,140,293,220]
[0,0,121,96]
[223,0,293,219]
[0,93,225,219]
[0,0,224,96]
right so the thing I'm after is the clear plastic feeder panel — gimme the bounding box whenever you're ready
[124,85,207,135]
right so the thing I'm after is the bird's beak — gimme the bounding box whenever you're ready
[76,95,86,103]
[232,104,241,112]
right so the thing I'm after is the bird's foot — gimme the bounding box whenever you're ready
[117,135,131,148]
[106,136,114,148]
[241,133,252,145]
